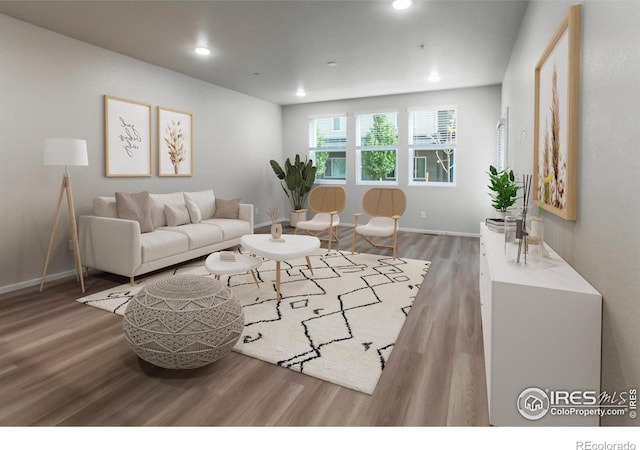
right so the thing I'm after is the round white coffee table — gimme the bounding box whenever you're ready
[240,234,320,298]
[205,252,262,288]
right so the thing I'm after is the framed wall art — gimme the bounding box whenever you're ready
[104,95,152,177]
[158,107,193,177]
[533,4,581,221]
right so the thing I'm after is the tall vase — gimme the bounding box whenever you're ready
[271,223,282,240]
[528,216,544,263]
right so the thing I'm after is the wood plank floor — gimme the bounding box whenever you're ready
[0,225,489,426]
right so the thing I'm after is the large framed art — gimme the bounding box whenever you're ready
[533,4,581,221]
[158,107,193,177]
[104,95,152,177]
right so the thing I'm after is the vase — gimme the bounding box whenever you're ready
[504,215,521,263]
[527,216,544,263]
[271,223,282,240]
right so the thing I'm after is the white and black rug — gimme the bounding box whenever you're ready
[77,250,430,394]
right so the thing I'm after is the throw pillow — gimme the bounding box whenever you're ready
[184,190,216,219]
[115,191,154,233]
[214,198,240,219]
[184,194,202,224]
[164,203,191,227]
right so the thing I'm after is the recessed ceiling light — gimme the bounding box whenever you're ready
[428,73,441,83]
[392,0,412,10]
[295,89,307,97]
[327,61,338,67]
[194,47,211,56]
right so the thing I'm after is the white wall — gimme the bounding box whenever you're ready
[502,0,640,426]
[282,85,501,235]
[0,14,283,292]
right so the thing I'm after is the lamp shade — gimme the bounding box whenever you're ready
[43,138,89,166]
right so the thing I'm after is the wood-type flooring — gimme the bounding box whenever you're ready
[0,225,489,426]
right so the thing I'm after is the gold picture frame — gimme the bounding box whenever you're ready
[104,95,152,177]
[533,5,581,221]
[158,106,193,177]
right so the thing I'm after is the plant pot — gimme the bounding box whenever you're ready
[289,210,306,227]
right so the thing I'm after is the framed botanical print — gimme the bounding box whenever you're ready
[533,5,581,221]
[158,107,193,176]
[104,95,152,177]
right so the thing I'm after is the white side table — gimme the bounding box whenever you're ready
[240,234,321,298]
[205,252,262,288]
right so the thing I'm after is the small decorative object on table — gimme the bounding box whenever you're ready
[219,251,236,262]
[267,207,283,241]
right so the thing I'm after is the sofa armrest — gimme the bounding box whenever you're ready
[79,215,141,277]
[238,203,254,232]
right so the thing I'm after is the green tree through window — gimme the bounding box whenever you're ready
[362,114,397,181]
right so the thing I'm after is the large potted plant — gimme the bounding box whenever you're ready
[487,165,520,217]
[270,154,317,226]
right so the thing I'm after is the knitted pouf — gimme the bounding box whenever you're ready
[123,274,244,369]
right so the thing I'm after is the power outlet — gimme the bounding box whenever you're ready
[255,208,260,215]
[420,211,426,219]
[68,239,74,251]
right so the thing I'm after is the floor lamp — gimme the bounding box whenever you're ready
[40,138,89,293]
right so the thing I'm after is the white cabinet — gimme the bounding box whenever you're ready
[479,223,601,426]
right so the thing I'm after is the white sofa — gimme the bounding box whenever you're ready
[79,190,253,285]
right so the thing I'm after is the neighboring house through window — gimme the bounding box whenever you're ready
[408,107,457,185]
[309,115,347,183]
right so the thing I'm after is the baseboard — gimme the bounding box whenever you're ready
[341,222,480,238]
[1,226,478,295]
[261,220,480,238]
[0,269,77,295]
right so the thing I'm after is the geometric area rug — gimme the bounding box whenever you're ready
[76,250,431,395]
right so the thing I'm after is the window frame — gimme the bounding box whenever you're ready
[407,106,458,187]
[308,114,348,185]
[355,111,399,186]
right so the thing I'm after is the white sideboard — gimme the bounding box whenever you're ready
[479,223,602,426]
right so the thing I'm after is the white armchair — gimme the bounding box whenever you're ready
[294,185,346,251]
[351,187,407,259]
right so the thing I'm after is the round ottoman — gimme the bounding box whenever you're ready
[123,274,244,369]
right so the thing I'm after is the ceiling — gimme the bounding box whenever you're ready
[0,0,528,105]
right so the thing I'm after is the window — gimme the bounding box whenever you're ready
[496,108,508,172]
[356,112,398,184]
[408,108,457,185]
[309,115,347,182]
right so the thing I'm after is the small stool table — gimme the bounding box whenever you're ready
[205,251,262,288]
[240,234,320,298]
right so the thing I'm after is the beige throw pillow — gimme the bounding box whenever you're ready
[214,198,240,219]
[115,191,154,233]
[184,194,202,224]
[164,203,191,227]
[184,190,216,219]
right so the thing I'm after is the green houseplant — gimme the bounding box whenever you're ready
[270,155,317,224]
[488,165,520,214]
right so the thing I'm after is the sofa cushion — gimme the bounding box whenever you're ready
[202,218,250,241]
[165,204,191,227]
[213,198,240,219]
[159,223,224,250]
[93,196,118,218]
[149,192,186,228]
[184,194,202,224]
[115,191,154,233]
[184,190,216,220]
[140,230,189,263]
